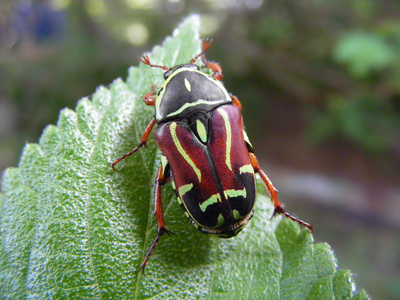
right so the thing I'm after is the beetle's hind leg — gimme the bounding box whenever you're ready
[139,164,173,273]
[249,153,313,232]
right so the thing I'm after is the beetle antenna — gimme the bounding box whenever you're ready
[190,39,213,64]
[139,55,169,71]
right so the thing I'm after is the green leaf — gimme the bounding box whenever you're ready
[333,31,397,79]
[1,15,369,299]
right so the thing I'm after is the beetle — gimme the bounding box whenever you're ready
[111,40,313,271]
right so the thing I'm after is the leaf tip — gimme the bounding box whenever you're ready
[173,14,201,38]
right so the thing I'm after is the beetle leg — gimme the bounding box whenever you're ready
[140,165,174,272]
[139,55,169,71]
[143,91,156,106]
[190,38,213,63]
[196,39,223,80]
[230,94,242,111]
[249,153,313,232]
[143,84,160,106]
[202,57,223,80]
[111,117,156,170]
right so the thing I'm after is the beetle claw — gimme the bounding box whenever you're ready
[272,205,313,233]
[139,55,150,65]
[139,55,169,70]
[202,38,213,52]
[272,205,285,218]
[138,265,146,276]
[159,226,174,236]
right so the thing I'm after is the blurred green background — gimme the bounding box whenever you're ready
[1,0,400,299]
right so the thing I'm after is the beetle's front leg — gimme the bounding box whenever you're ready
[111,86,158,170]
[139,165,173,272]
[249,153,313,232]
[143,89,156,106]
[200,40,223,80]
[111,117,156,170]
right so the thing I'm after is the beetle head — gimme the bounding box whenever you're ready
[139,39,214,80]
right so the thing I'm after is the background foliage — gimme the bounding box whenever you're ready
[1,1,400,299]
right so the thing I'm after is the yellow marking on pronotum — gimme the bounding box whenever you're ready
[179,183,193,198]
[223,188,247,199]
[239,164,254,174]
[155,68,231,120]
[243,130,253,149]
[170,122,202,182]
[199,194,221,212]
[218,109,232,171]
[166,99,226,118]
[184,78,191,92]
[196,119,207,143]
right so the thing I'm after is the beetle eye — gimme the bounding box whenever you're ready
[189,64,199,71]
[163,70,171,80]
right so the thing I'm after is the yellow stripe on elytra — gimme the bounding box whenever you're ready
[239,164,254,174]
[216,214,225,227]
[199,193,221,212]
[223,188,247,199]
[218,109,232,171]
[179,183,193,198]
[243,130,253,149]
[233,209,243,220]
[170,122,202,182]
